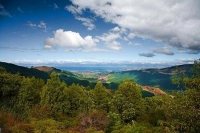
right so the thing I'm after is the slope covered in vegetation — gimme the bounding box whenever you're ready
[106,64,193,91]
[0,62,50,81]
[0,60,199,132]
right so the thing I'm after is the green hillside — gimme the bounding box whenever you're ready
[0,61,193,94]
[0,61,50,80]
[0,62,161,97]
[1,61,199,132]
[56,70,91,87]
[106,64,193,91]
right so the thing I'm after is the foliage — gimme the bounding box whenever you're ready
[0,111,33,133]
[91,82,110,112]
[0,61,199,132]
[107,65,193,91]
[78,110,108,132]
[0,61,50,80]
[40,72,69,115]
[111,80,145,123]
[15,77,44,119]
[30,119,64,133]
[66,83,92,116]
[165,59,200,132]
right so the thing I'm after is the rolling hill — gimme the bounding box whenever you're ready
[103,64,193,91]
[0,61,193,96]
[0,61,50,80]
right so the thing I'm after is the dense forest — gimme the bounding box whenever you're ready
[0,60,200,133]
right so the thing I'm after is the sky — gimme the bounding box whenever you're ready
[0,0,200,68]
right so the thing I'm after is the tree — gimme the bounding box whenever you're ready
[0,67,22,110]
[91,82,110,112]
[164,59,200,132]
[40,72,69,115]
[143,96,166,126]
[66,83,92,116]
[111,80,144,123]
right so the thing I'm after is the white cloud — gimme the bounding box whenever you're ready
[98,32,120,42]
[27,21,47,31]
[44,29,97,50]
[153,46,174,55]
[44,45,53,49]
[38,21,47,31]
[128,33,136,39]
[66,5,95,30]
[65,5,82,14]
[27,21,37,27]
[7,58,197,68]
[111,27,120,32]
[0,4,12,17]
[129,42,141,46]
[75,16,95,30]
[69,0,200,53]
[123,37,128,41]
[107,41,121,50]
[97,31,122,50]
[175,58,197,64]
[110,26,127,34]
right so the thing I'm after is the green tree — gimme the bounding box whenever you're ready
[40,72,69,115]
[18,77,44,104]
[15,77,44,119]
[142,96,166,126]
[164,59,200,132]
[66,83,92,116]
[111,80,144,123]
[0,67,22,110]
[91,82,110,112]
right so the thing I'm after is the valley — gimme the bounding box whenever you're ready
[0,61,193,96]
[0,61,199,132]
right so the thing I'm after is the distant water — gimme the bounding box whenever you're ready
[22,63,172,71]
[57,66,125,71]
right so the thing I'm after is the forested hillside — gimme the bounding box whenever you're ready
[106,64,193,91]
[0,62,50,81]
[0,61,193,92]
[0,60,199,132]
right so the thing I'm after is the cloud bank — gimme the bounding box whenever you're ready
[68,0,200,54]
[8,58,197,69]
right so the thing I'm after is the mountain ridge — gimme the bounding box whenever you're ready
[0,61,193,93]
[0,61,50,80]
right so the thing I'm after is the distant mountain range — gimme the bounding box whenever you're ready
[0,61,193,94]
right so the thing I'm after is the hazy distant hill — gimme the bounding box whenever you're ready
[31,66,61,73]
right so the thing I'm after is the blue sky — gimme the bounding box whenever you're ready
[0,0,200,67]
